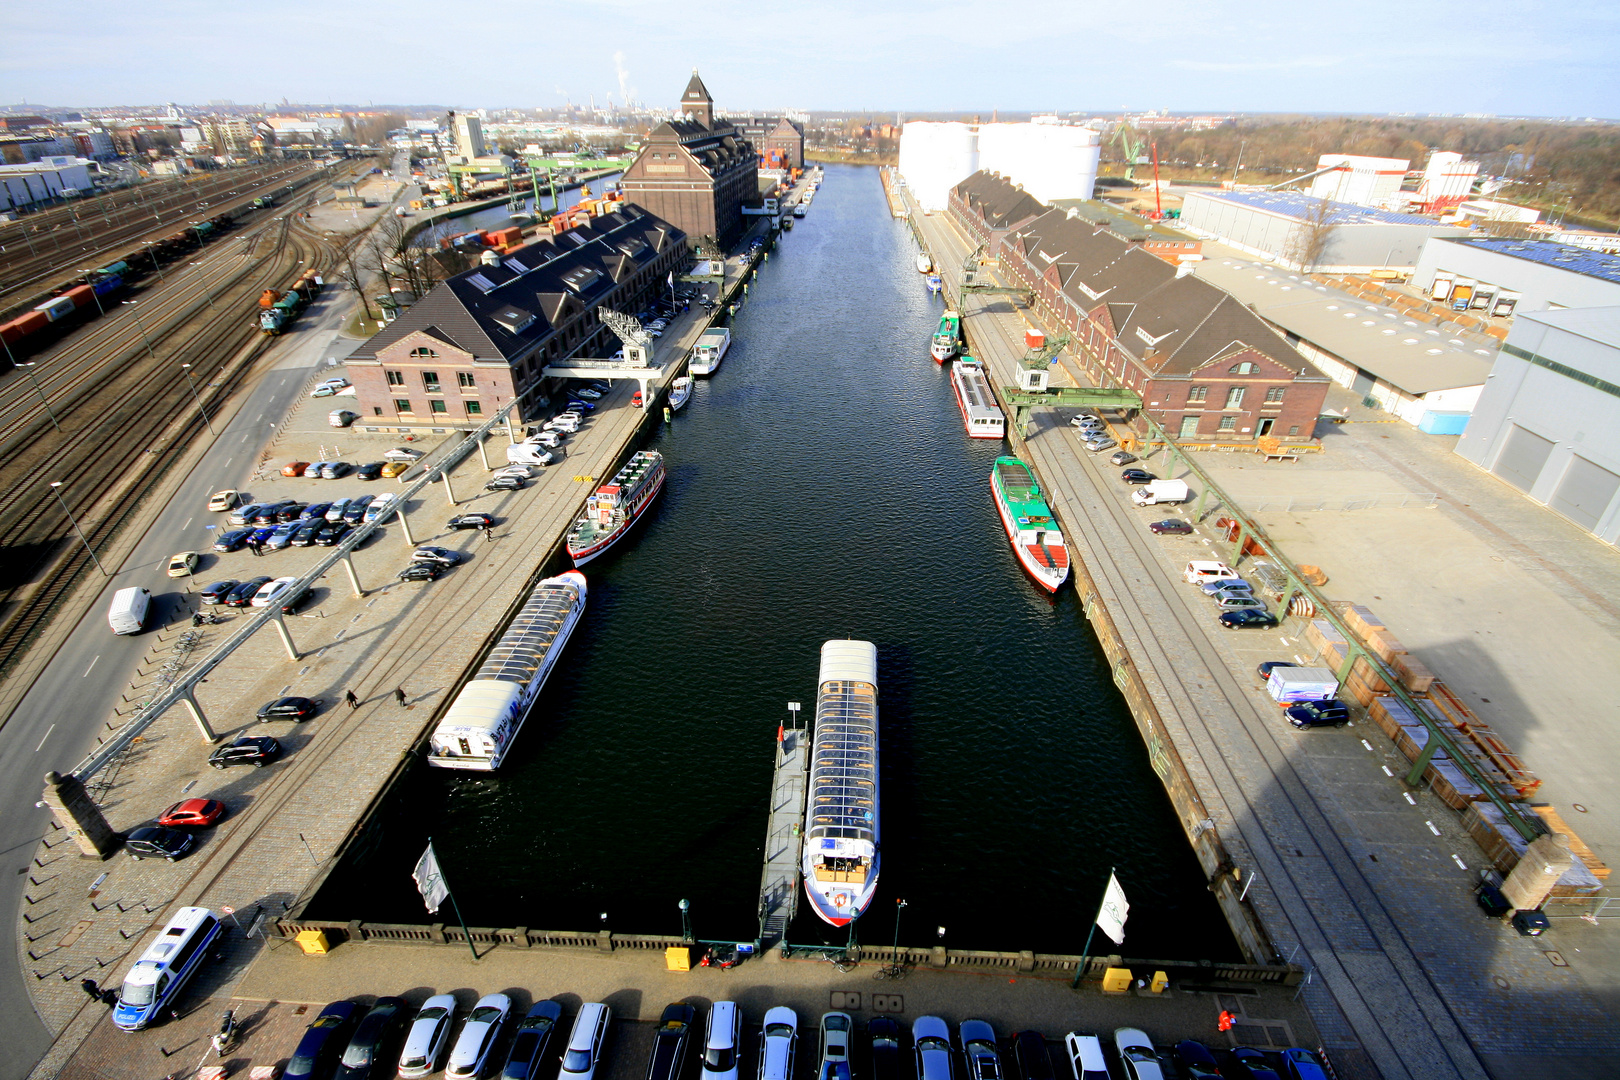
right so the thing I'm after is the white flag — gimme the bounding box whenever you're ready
[1095,872,1129,946]
[413,841,450,915]
[666,271,674,287]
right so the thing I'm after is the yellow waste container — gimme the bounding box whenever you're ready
[1150,970,1170,994]
[295,929,329,955]
[1100,967,1133,993]
[665,945,692,972]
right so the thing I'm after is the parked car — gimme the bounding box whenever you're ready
[157,798,226,828]
[1062,1034,1109,1080]
[575,387,603,400]
[207,489,239,512]
[284,1001,360,1080]
[1280,1049,1330,1080]
[320,376,351,391]
[224,577,273,607]
[702,1002,742,1080]
[302,502,332,520]
[335,996,410,1080]
[913,1017,952,1080]
[207,735,281,770]
[256,696,320,722]
[819,1012,853,1080]
[1119,469,1156,485]
[383,447,425,462]
[357,461,386,481]
[1109,451,1137,466]
[245,525,276,550]
[292,519,325,546]
[446,993,512,1080]
[961,1021,1002,1080]
[252,576,299,607]
[1070,416,1103,431]
[1185,560,1239,586]
[503,1001,564,1080]
[200,579,238,604]
[559,1003,612,1080]
[325,498,353,522]
[283,461,311,477]
[1286,700,1351,729]
[306,461,331,479]
[1212,595,1267,613]
[329,409,359,428]
[398,561,445,582]
[1112,1030,1163,1080]
[760,1008,798,1080]
[1011,1032,1053,1080]
[867,1022,902,1080]
[228,503,263,526]
[1085,436,1118,452]
[1171,1042,1220,1080]
[322,461,354,479]
[214,529,254,553]
[315,521,352,546]
[123,826,195,862]
[363,493,397,523]
[487,475,525,492]
[565,397,595,411]
[530,431,563,448]
[413,546,464,566]
[1256,660,1298,684]
[342,495,375,524]
[1220,609,1281,630]
[381,461,410,478]
[448,512,494,530]
[253,501,292,525]
[1148,519,1193,535]
[266,521,302,550]
[1202,578,1253,596]
[398,995,458,1080]
[647,1003,696,1080]
[279,583,310,616]
[1229,1048,1282,1080]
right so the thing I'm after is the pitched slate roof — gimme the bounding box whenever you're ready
[953,171,1045,232]
[348,206,685,365]
[682,70,713,107]
[642,118,755,178]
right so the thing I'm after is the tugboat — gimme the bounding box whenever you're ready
[931,310,961,363]
[668,376,692,412]
[802,639,880,927]
[990,457,1070,592]
[566,451,666,566]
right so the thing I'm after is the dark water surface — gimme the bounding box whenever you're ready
[311,166,1238,961]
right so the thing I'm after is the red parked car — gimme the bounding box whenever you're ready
[156,798,226,828]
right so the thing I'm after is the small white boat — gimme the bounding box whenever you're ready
[916,253,933,274]
[669,376,692,412]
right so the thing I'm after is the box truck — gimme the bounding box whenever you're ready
[1131,479,1190,506]
[108,587,152,635]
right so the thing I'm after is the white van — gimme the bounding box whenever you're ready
[108,587,152,635]
[363,492,398,523]
[1184,560,1239,587]
[1131,479,1190,506]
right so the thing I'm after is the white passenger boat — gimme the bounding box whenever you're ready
[668,376,692,411]
[426,571,587,771]
[950,357,1005,439]
[802,639,880,927]
[916,253,933,274]
[566,451,666,566]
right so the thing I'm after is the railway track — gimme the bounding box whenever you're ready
[0,204,339,688]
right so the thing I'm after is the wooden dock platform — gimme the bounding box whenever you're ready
[757,715,809,947]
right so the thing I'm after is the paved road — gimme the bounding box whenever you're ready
[0,295,349,1080]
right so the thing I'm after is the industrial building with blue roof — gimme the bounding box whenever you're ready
[1414,236,1620,314]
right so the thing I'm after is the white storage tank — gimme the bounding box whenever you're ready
[979,123,1100,204]
[898,122,979,213]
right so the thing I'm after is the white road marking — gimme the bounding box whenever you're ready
[256,413,263,421]
[1426,821,1441,836]
[83,655,99,677]
[223,457,232,467]
[35,724,54,752]
[183,517,192,530]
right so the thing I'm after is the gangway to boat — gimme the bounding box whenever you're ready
[757,702,808,947]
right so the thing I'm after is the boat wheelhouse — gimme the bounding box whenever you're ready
[566,451,666,566]
[427,571,588,770]
[802,639,880,927]
[950,357,1005,439]
[991,457,1070,592]
[930,310,960,363]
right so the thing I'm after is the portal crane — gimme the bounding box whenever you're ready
[960,242,1034,306]
[1111,122,1149,182]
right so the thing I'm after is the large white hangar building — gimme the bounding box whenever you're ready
[898,120,1100,212]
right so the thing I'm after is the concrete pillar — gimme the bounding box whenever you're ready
[398,508,415,546]
[477,434,490,470]
[180,687,219,742]
[270,612,300,661]
[41,771,119,859]
[504,414,516,441]
[1501,832,1574,913]
[342,553,365,598]
[443,469,458,506]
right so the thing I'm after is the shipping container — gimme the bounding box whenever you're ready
[91,274,123,297]
[64,284,96,310]
[35,296,76,322]
[1024,329,1045,350]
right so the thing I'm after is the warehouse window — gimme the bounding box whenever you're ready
[393,399,412,414]
[386,370,404,387]
[465,401,482,416]
[1265,386,1285,403]
[422,371,441,393]
[1288,425,1300,437]
[372,407,382,416]
[1225,386,1245,409]
[1218,415,1237,432]
[1187,385,1207,403]
[430,400,448,414]
[1229,361,1258,374]
[409,347,437,359]
[458,371,476,388]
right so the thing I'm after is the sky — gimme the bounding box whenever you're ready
[2,0,1617,118]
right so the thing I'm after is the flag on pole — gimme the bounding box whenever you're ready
[667,271,674,287]
[1095,871,1129,946]
[413,841,449,915]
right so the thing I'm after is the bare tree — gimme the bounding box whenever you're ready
[343,253,376,321]
[1287,197,1338,272]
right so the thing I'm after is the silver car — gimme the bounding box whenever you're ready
[398,994,456,1079]
[446,993,512,1080]
[1213,594,1267,612]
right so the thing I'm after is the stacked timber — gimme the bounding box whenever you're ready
[1465,803,1603,896]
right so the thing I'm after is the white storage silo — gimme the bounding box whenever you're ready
[978,122,1100,204]
[898,122,979,213]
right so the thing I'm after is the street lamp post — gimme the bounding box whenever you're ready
[187,262,217,308]
[49,481,105,575]
[121,300,158,362]
[180,363,217,436]
[889,898,907,969]
[77,270,107,316]
[14,361,62,432]
[679,898,692,943]
[142,241,167,282]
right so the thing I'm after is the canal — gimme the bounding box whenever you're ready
[308,165,1238,962]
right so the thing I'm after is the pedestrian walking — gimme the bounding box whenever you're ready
[80,978,101,1004]
[251,542,262,557]
[345,689,359,710]
[394,687,407,707]
[484,526,495,544]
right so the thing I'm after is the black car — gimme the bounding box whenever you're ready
[1120,469,1157,485]
[356,461,385,481]
[253,501,294,525]
[411,546,463,566]
[447,512,494,530]
[1012,1032,1053,1080]
[1286,699,1350,729]
[291,519,325,546]
[398,561,445,582]
[1256,660,1299,684]
[1230,1048,1283,1080]
[208,735,282,769]
[646,1002,695,1080]
[503,1001,563,1080]
[1148,519,1193,535]
[869,1019,902,1080]
[1171,1042,1221,1080]
[225,576,274,608]
[199,579,239,604]
[1219,609,1280,629]
[342,495,375,524]
[285,1001,362,1080]
[123,826,195,862]
[213,528,254,552]
[315,521,352,546]
[257,696,320,722]
[276,502,307,522]
[280,584,310,615]
[335,996,410,1080]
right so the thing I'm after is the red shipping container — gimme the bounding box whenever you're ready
[15,311,49,335]
[1024,329,1045,349]
[0,319,25,345]
[65,284,96,310]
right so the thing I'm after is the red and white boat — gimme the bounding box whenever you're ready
[951,357,1006,440]
[991,456,1070,592]
[566,451,665,566]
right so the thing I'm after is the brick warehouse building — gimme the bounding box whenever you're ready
[345,206,687,431]
[729,115,806,171]
[620,71,759,251]
[951,173,1330,444]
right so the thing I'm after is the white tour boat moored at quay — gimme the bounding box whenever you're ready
[950,357,1006,439]
[426,571,588,771]
[802,639,881,927]
[668,376,693,412]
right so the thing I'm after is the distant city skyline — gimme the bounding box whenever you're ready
[2,0,1616,119]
